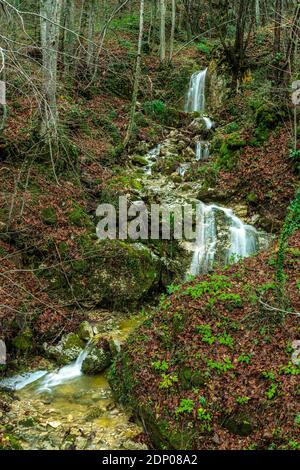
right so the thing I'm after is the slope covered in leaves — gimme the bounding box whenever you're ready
[110,232,300,450]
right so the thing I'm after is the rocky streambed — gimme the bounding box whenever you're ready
[0,313,147,450]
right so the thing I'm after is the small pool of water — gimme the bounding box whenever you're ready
[1,314,146,450]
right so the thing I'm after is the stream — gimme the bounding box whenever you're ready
[0,67,270,450]
[0,316,146,450]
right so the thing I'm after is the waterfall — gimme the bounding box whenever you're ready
[37,344,92,392]
[189,203,259,276]
[195,142,210,161]
[0,341,94,392]
[190,203,217,275]
[177,163,190,177]
[203,116,213,130]
[185,69,207,113]
[144,144,161,175]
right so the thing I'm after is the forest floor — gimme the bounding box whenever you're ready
[0,23,299,450]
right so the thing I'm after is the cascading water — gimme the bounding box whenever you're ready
[185,68,208,113]
[37,342,92,392]
[195,141,210,161]
[0,341,94,392]
[144,144,161,175]
[185,68,212,161]
[189,203,259,276]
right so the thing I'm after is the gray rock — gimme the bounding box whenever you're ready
[44,333,85,366]
[78,321,94,342]
[81,345,111,375]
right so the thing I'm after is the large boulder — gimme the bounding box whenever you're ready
[45,240,161,309]
[78,321,94,341]
[81,340,112,375]
[44,333,85,365]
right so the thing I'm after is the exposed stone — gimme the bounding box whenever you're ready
[78,321,94,342]
[187,118,206,134]
[81,340,112,375]
[44,333,85,365]
[132,155,149,167]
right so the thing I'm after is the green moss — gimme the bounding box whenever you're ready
[0,433,23,450]
[63,333,84,351]
[132,155,149,167]
[19,416,37,428]
[40,207,57,226]
[215,132,247,170]
[68,204,92,228]
[247,192,258,204]
[13,328,33,354]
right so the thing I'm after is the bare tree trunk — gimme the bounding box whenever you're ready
[169,0,176,61]
[87,0,97,72]
[160,0,166,63]
[63,0,76,75]
[255,0,260,26]
[148,0,158,50]
[89,0,130,85]
[283,2,300,83]
[40,0,63,139]
[0,48,7,131]
[124,0,144,147]
[273,0,283,84]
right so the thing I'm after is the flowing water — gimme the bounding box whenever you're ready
[195,141,210,161]
[0,316,146,450]
[185,69,208,113]
[182,68,265,275]
[189,203,260,276]
[185,68,212,161]
[1,66,270,450]
[144,144,161,175]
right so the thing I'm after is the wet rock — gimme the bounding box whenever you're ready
[132,155,149,167]
[47,420,62,429]
[232,204,248,221]
[187,118,206,134]
[121,440,148,451]
[83,405,105,422]
[43,333,85,366]
[13,328,33,354]
[82,340,112,375]
[78,321,94,342]
[197,186,233,203]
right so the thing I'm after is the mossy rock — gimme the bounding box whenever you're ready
[132,155,149,167]
[19,416,37,428]
[13,328,33,354]
[45,240,161,308]
[139,405,195,449]
[44,333,85,365]
[78,321,94,341]
[81,345,111,375]
[41,207,57,226]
